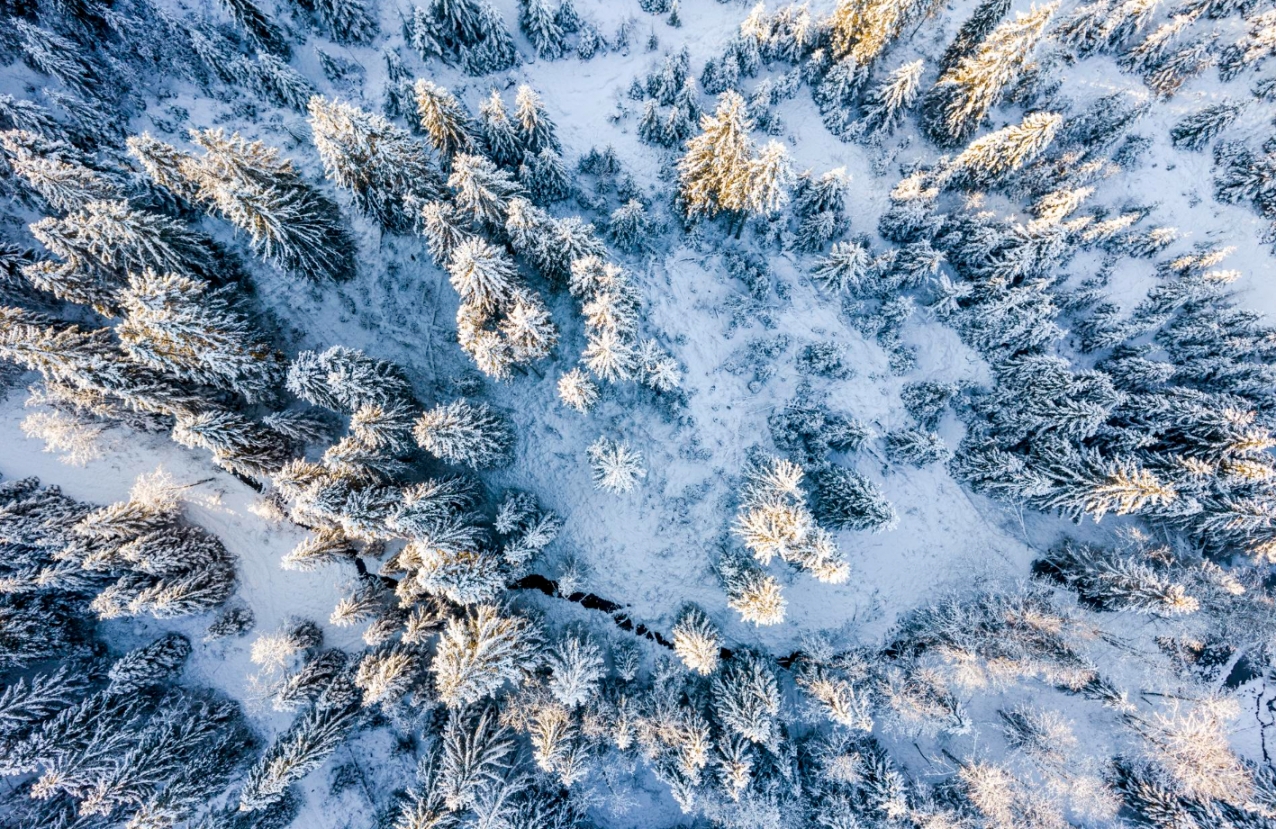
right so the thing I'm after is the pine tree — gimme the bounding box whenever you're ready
[173,130,355,281]
[883,428,949,466]
[478,90,523,168]
[711,652,780,745]
[557,368,599,412]
[811,241,873,293]
[218,0,291,56]
[940,0,1012,70]
[719,551,786,626]
[118,270,285,403]
[1170,100,1243,151]
[107,632,191,694]
[246,52,316,112]
[743,140,795,218]
[1034,540,1199,614]
[519,148,571,204]
[286,345,415,413]
[13,21,105,100]
[309,97,444,232]
[672,605,721,675]
[608,199,653,252]
[447,238,520,314]
[448,153,522,228]
[312,0,378,43]
[545,631,605,706]
[439,705,515,810]
[414,81,480,162]
[677,91,755,220]
[30,199,218,285]
[431,604,541,707]
[239,700,361,810]
[922,3,1058,146]
[519,0,565,59]
[514,85,561,155]
[857,60,924,141]
[944,112,1063,189]
[414,400,514,469]
[2,131,121,213]
[354,645,420,706]
[587,436,646,493]
[812,464,898,532]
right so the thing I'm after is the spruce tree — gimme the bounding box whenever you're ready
[677,91,754,220]
[164,130,354,282]
[431,603,541,707]
[118,270,285,403]
[414,400,514,468]
[246,52,316,112]
[857,60,924,141]
[514,85,561,155]
[478,90,523,167]
[239,700,361,810]
[447,237,520,313]
[448,153,522,228]
[414,81,480,162]
[944,112,1063,189]
[1170,100,1243,151]
[672,605,721,675]
[218,0,291,56]
[312,0,378,43]
[940,0,1012,70]
[106,632,192,694]
[587,436,646,493]
[519,0,565,59]
[922,3,1058,146]
[308,97,444,232]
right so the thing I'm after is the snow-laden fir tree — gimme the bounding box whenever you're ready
[2,131,122,213]
[287,345,415,413]
[431,603,541,707]
[415,200,476,265]
[793,167,849,252]
[557,367,600,412]
[677,91,754,221]
[733,455,849,583]
[812,464,898,532]
[940,0,1012,70]
[309,97,444,231]
[117,270,285,403]
[354,644,420,706]
[30,199,218,286]
[244,52,316,112]
[943,112,1062,189]
[519,0,564,59]
[672,605,721,675]
[1170,100,1244,151]
[449,153,522,228]
[608,199,653,252]
[447,237,519,314]
[857,60,924,142]
[711,652,780,745]
[586,436,646,493]
[478,89,523,168]
[922,3,1058,146]
[147,130,353,281]
[310,0,377,43]
[414,80,480,163]
[1034,540,1199,614]
[811,240,874,293]
[438,705,515,810]
[106,632,191,694]
[239,698,361,810]
[545,630,605,706]
[719,550,786,626]
[414,400,514,469]
[883,428,949,466]
[519,147,571,204]
[218,0,290,56]
[13,20,106,99]
[514,85,561,156]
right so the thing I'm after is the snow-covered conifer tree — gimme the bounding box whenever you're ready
[311,0,377,43]
[239,700,360,810]
[586,436,646,493]
[940,0,1012,69]
[711,652,780,745]
[448,153,522,228]
[546,630,605,706]
[106,632,191,694]
[1035,540,1199,614]
[431,604,541,706]
[519,0,564,59]
[608,199,653,252]
[557,368,600,412]
[414,81,480,162]
[447,238,520,314]
[944,112,1062,189]
[519,148,571,204]
[354,645,420,706]
[478,90,523,167]
[719,551,786,626]
[309,97,443,231]
[118,271,285,403]
[1170,100,1243,151]
[218,0,290,56]
[514,85,561,155]
[883,428,949,466]
[672,605,721,675]
[439,705,515,810]
[922,3,1058,145]
[414,400,514,469]
[857,60,924,141]
[812,464,898,532]
[677,91,755,220]
[245,52,316,112]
